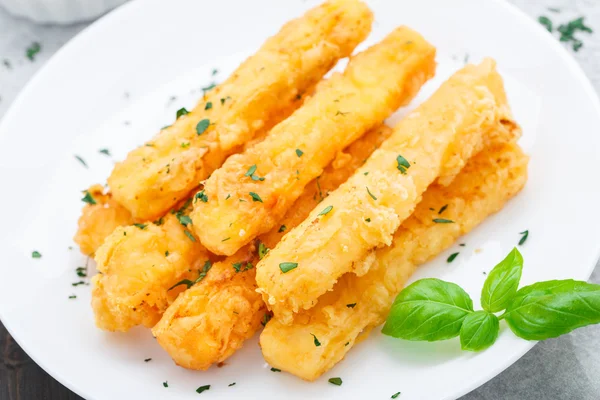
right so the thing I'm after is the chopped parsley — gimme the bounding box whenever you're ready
[538,16,552,32]
[540,15,594,51]
[196,385,210,394]
[74,155,88,168]
[396,155,411,174]
[98,148,111,156]
[196,119,210,135]
[279,262,298,273]
[133,223,147,230]
[519,230,529,246]
[228,382,236,387]
[72,281,86,287]
[68,295,76,299]
[270,367,281,372]
[220,96,231,105]
[202,82,216,92]
[144,358,152,362]
[244,165,265,181]
[26,42,41,61]
[165,251,170,257]
[81,191,97,205]
[163,381,168,388]
[181,142,190,148]
[225,194,231,200]
[447,252,459,263]
[433,218,454,224]
[365,218,371,222]
[195,190,208,202]
[311,333,321,347]
[295,149,304,157]
[154,217,164,226]
[258,242,269,259]
[391,392,401,399]
[318,205,333,216]
[328,377,342,386]
[233,262,253,273]
[278,225,287,233]
[261,313,272,326]
[222,237,230,242]
[346,303,356,308]
[176,107,189,119]
[438,204,448,214]
[366,186,377,200]
[249,192,263,202]
[177,214,192,227]
[76,267,87,277]
[205,101,213,110]
[212,69,218,75]
[168,260,212,290]
[184,230,196,242]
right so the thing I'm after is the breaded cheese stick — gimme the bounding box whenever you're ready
[92,211,212,332]
[152,125,393,370]
[107,0,373,221]
[260,143,529,380]
[190,26,437,256]
[256,59,520,324]
[74,185,133,255]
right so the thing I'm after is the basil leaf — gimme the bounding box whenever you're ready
[382,278,473,341]
[503,279,600,340]
[481,247,523,312]
[460,311,499,351]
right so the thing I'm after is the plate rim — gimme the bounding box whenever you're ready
[0,0,599,399]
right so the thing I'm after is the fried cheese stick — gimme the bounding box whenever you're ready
[92,212,213,332]
[74,185,133,255]
[107,0,373,221]
[190,26,437,256]
[256,59,520,324]
[152,125,393,370]
[260,142,529,380]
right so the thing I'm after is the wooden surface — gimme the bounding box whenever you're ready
[0,0,599,399]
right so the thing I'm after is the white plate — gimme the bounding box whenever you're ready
[1,0,599,399]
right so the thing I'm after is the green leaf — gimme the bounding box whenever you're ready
[81,191,97,205]
[481,248,523,313]
[176,107,189,119]
[258,242,269,259]
[279,262,298,273]
[433,218,454,224]
[538,16,553,32]
[460,311,499,351]
[295,149,304,157]
[328,377,342,386]
[196,119,210,135]
[318,205,333,216]
[396,155,411,174]
[503,279,600,340]
[31,250,42,258]
[382,278,473,341]
[249,192,263,202]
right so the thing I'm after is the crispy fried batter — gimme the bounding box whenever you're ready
[260,143,529,380]
[256,59,520,324]
[191,26,436,256]
[73,184,133,255]
[152,125,393,369]
[92,214,212,332]
[108,0,373,221]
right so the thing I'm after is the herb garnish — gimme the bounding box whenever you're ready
[72,281,86,287]
[26,42,41,61]
[279,262,298,273]
[144,358,152,362]
[184,230,196,242]
[76,267,87,277]
[538,16,552,32]
[365,218,371,222]
[438,204,448,214]
[396,155,411,174]
[244,165,265,181]
[318,206,333,216]
[177,214,192,227]
[391,392,401,399]
[447,252,459,263]
[278,225,287,233]
[433,218,454,224]
[295,149,304,157]
[68,295,76,299]
[222,237,230,242]
[249,192,263,202]
[99,148,111,156]
[196,119,210,135]
[133,223,147,230]
[181,142,190,148]
[195,190,208,203]
[518,230,529,246]
[311,333,321,347]
[228,382,236,387]
[205,102,213,110]
[163,381,168,388]
[81,191,97,205]
[270,367,281,372]
[169,260,212,290]
[346,303,356,308]
[366,186,377,200]
[196,385,210,394]
[258,242,269,259]
[74,155,88,168]
[328,377,342,386]
[261,313,272,326]
[382,248,600,352]
[539,15,593,51]
[176,107,189,119]
[233,262,253,273]
[154,217,164,226]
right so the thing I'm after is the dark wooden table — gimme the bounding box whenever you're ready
[0,321,82,400]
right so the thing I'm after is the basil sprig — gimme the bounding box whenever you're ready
[383,247,600,351]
